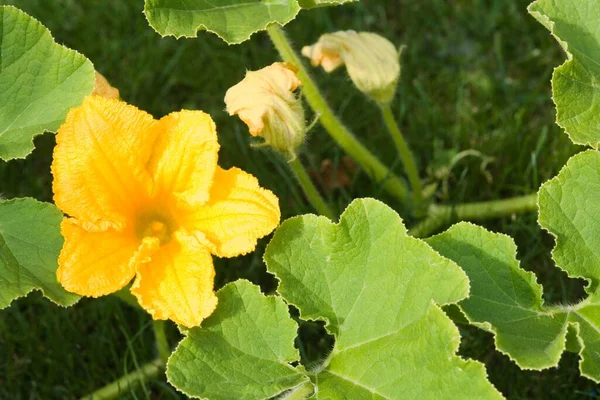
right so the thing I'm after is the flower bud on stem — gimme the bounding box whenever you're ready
[225,62,335,219]
[266,25,410,207]
[302,30,401,105]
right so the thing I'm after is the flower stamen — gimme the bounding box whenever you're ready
[136,213,174,245]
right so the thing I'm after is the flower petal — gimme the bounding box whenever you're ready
[224,63,305,154]
[57,219,157,297]
[131,232,217,327]
[302,31,400,104]
[52,96,157,228]
[183,167,280,258]
[92,72,120,99]
[148,110,219,208]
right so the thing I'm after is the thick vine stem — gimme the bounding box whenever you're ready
[380,104,423,206]
[289,157,335,220]
[266,24,409,205]
[408,193,538,238]
[79,359,163,400]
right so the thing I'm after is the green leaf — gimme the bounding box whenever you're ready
[529,0,600,148]
[0,6,95,160]
[0,198,79,308]
[570,291,600,381]
[427,223,568,370]
[538,150,600,291]
[298,0,357,9]
[144,0,301,44]
[265,198,502,399]
[167,280,310,400]
[427,221,600,382]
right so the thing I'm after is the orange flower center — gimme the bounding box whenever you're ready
[135,212,175,245]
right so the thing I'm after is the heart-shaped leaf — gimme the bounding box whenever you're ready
[167,199,502,399]
[265,198,502,399]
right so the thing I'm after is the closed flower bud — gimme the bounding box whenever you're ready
[302,31,400,105]
[225,62,305,156]
[92,72,120,99]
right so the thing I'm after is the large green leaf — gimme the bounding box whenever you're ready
[529,0,600,148]
[0,198,79,308]
[167,280,310,399]
[0,6,94,160]
[167,200,502,399]
[298,0,357,9]
[265,199,502,399]
[427,223,568,370]
[538,150,600,291]
[427,221,600,382]
[144,0,301,44]
[539,150,600,379]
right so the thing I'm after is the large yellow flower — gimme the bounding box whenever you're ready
[52,96,280,327]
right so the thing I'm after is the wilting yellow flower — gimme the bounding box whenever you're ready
[302,31,400,104]
[52,96,280,327]
[92,72,120,99]
[225,62,305,156]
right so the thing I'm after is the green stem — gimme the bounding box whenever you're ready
[79,359,163,400]
[289,158,335,220]
[408,193,538,238]
[112,288,141,309]
[153,320,170,365]
[266,24,409,205]
[281,381,315,399]
[380,104,423,206]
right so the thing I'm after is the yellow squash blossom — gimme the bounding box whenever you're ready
[92,72,120,99]
[52,96,280,327]
[302,31,400,104]
[224,62,305,156]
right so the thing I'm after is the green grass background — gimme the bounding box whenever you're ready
[0,0,596,398]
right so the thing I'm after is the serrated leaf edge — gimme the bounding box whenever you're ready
[537,150,600,290]
[265,197,471,338]
[263,198,503,399]
[0,5,95,160]
[428,221,570,372]
[142,1,301,45]
[0,197,80,309]
[568,295,600,383]
[165,279,309,400]
[527,1,599,149]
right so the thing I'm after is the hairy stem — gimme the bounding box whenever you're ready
[79,359,163,400]
[409,193,538,238]
[266,24,409,205]
[280,381,316,399]
[289,157,335,220]
[380,104,423,206]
